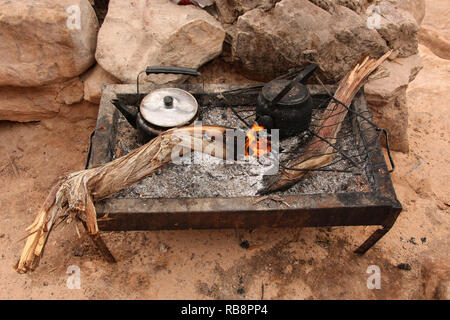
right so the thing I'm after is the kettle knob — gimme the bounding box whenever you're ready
[163,96,174,108]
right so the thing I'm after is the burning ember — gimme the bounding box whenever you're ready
[245,123,271,158]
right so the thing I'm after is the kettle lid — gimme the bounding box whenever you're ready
[262,80,309,106]
[140,88,198,128]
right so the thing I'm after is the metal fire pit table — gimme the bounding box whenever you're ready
[89,83,402,254]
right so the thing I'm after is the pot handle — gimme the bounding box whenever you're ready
[136,66,203,104]
[145,66,201,77]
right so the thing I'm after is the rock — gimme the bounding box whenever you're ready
[159,242,169,253]
[369,88,409,153]
[218,0,366,21]
[284,264,293,274]
[231,0,388,82]
[309,0,367,14]
[0,86,60,122]
[308,0,336,13]
[0,78,83,122]
[397,263,412,270]
[56,78,85,105]
[366,54,423,100]
[95,0,225,84]
[240,240,250,249]
[419,27,450,60]
[396,0,426,25]
[365,54,423,152]
[335,0,366,13]
[372,2,419,58]
[422,257,450,300]
[0,0,98,87]
[81,65,120,104]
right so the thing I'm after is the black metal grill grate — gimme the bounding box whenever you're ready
[212,81,394,187]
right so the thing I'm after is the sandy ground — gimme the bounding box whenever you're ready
[0,1,448,299]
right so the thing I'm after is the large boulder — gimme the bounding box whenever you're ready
[231,0,388,82]
[308,0,367,13]
[371,1,419,58]
[312,0,426,25]
[95,0,226,84]
[366,54,423,102]
[365,54,423,152]
[0,0,98,87]
[335,0,366,13]
[215,0,280,24]
[0,78,84,122]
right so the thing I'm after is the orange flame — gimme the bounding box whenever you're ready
[245,123,271,158]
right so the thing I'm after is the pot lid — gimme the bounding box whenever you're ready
[140,88,198,128]
[262,79,309,106]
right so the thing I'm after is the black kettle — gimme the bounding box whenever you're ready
[256,64,318,138]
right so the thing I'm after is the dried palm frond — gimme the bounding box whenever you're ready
[16,125,231,273]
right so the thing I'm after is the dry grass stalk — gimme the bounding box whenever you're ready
[259,51,392,194]
[15,126,231,273]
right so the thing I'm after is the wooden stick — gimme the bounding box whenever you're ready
[259,51,392,194]
[86,228,116,263]
[15,125,232,273]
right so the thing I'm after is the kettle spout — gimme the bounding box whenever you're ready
[111,99,138,129]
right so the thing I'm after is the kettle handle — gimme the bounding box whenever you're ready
[270,64,318,106]
[137,66,203,104]
[145,66,201,77]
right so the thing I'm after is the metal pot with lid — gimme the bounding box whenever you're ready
[112,66,201,143]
